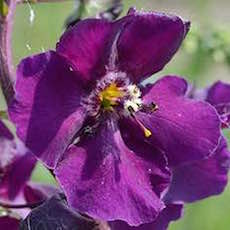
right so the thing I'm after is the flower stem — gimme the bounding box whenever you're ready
[0,0,71,106]
[19,0,72,3]
[0,0,16,106]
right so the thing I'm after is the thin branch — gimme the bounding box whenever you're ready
[0,0,71,106]
[0,0,16,105]
[19,0,72,3]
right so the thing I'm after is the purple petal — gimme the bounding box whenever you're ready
[0,216,20,230]
[55,118,170,226]
[9,51,86,168]
[57,19,114,83]
[0,151,36,200]
[137,76,221,167]
[165,137,230,203]
[57,9,189,85]
[0,119,13,140]
[110,203,183,230]
[0,124,16,173]
[117,9,189,83]
[119,118,171,198]
[206,81,230,128]
[24,182,60,203]
[0,122,36,200]
[207,81,230,105]
[188,81,230,128]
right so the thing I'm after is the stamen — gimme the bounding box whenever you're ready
[128,106,152,138]
[135,117,152,138]
[141,102,158,114]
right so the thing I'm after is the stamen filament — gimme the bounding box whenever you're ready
[128,106,152,138]
[135,118,152,138]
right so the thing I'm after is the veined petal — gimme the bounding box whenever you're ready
[117,9,189,83]
[55,117,170,226]
[165,137,230,203]
[109,203,183,230]
[9,51,86,168]
[0,151,36,200]
[137,76,221,166]
[57,9,189,85]
[0,120,36,200]
[57,19,115,84]
[119,117,171,198]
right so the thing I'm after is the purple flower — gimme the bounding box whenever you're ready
[189,81,230,128]
[0,119,36,201]
[9,8,221,227]
[0,119,59,224]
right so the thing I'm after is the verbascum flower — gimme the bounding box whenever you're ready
[0,119,59,227]
[0,119,36,201]
[9,8,222,227]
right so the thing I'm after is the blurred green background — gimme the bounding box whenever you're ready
[2,0,230,229]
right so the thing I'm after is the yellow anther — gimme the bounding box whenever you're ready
[133,116,152,138]
[144,128,152,138]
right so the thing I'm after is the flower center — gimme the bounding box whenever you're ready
[84,71,145,116]
[99,83,125,110]
[97,82,152,138]
[81,72,156,139]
